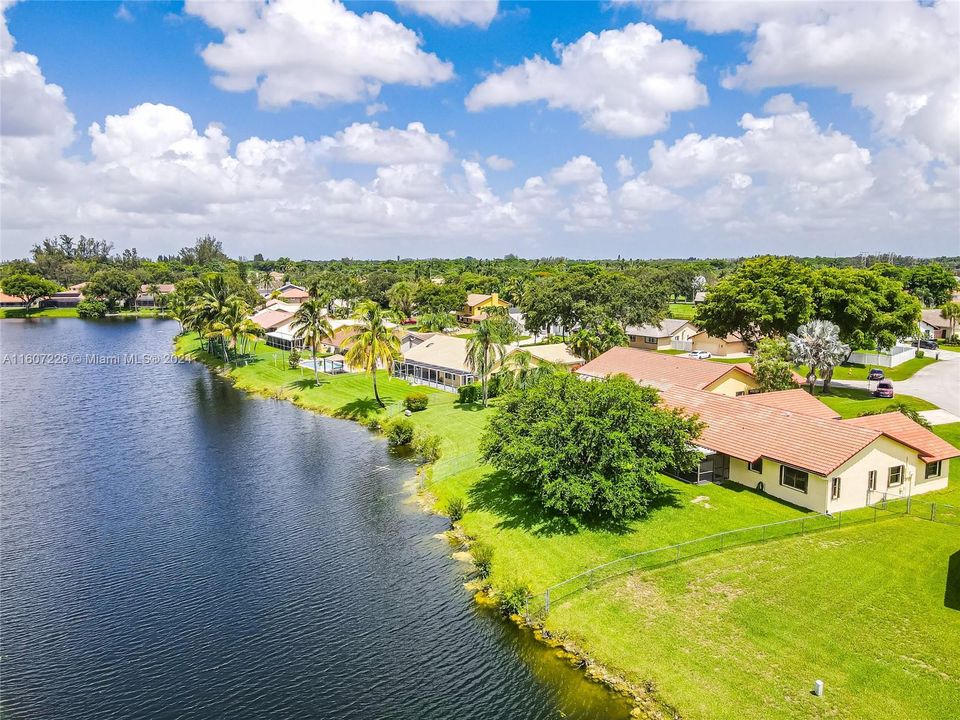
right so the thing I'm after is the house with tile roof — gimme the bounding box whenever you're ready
[460,292,510,323]
[659,385,956,513]
[576,346,761,396]
[393,334,478,391]
[508,343,584,369]
[625,318,698,351]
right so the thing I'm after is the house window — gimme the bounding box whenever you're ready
[780,466,809,493]
[644,336,657,344]
[888,465,904,487]
[831,477,842,500]
[747,458,763,474]
[735,391,746,397]
[925,461,942,479]
[867,470,877,491]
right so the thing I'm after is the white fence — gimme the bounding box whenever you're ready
[847,345,915,368]
[670,339,693,352]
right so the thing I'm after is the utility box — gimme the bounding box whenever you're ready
[813,680,824,697]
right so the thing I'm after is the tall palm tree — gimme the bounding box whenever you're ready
[387,280,416,320]
[568,328,603,362]
[465,318,509,406]
[788,319,849,394]
[166,291,189,333]
[417,311,456,333]
[293,299,333,384]
[343,301,401,408]
[940,301,960,341]
[212,297,261,357]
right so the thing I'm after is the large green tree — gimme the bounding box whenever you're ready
[694,256,814,346]
[812,267,920,352]
[86,268,140,311]
[903,264,956,307]
[293,299,333,384]
[750,338,798,392]
[1,273,61,308]
[480,373,703,520]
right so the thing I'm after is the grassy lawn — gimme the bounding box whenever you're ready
[795,356,936,382]
[816,386,936,418]
[668,302,696,320]
[0,307,80,318]
[546,516,960,720]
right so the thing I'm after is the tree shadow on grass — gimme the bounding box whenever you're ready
[333,397,384,421]
[467,469,683,537]
[947,550,960,611]
[288,378,329,391]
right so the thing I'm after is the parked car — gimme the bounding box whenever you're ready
[873,380,895,398]
[918,339,939,350]
[867,368,885,381]
[687,351,712,359]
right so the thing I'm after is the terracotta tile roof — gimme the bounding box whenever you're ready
[279,287,309,299]
[660,386,881,476]
[625,318,695,338]
[0,292,26,303]
[250,308,293,330]
[738,389,841,420]
[844,413,960,463]
[576,346,754,390]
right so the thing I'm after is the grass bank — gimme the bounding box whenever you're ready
[0,307,80,318]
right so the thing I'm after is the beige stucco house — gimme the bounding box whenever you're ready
[625,319,697,350]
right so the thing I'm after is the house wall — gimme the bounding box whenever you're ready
[692,335,748,356]
[703,370,758,396]
[465,294,510,315]
[727,456,830,513]
[627,336,671,350]
[826,436,950,513]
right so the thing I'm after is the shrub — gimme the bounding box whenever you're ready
[471,540,494,578]
[287,347,301,369]
[457,383,481,404]
[386,418,415,447]
[76,299,107,319]
[404,392,429,412]
[444,496,466,522]
[915,349,925,358]
[413,430,442,462]
[497,580,530,616]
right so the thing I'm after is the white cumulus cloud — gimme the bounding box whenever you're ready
[317,122,451,165]
[465,23,707,137]
[485,154,514,171]
[395,0,498,28]
[185,0,454,109]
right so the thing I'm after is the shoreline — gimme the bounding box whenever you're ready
[172,331,665,718]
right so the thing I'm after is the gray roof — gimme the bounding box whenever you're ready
[625,318,695,338]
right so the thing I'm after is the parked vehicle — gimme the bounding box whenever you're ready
[873,380,895,398]
[687,351,712,359]
[918,339,939,350]
[867,368,885,381]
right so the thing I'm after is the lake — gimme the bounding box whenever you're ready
[0,318,630,719]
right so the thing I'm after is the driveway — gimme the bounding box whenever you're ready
[830,350,960,417]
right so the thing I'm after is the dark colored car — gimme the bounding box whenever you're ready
[867,368,885,381]
[918,339,939,350]
[874,380,895,398]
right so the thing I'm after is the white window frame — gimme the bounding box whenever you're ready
[747,458,763,474]
[867,470,877,491]
[780,465,809,494]
[831,477,841,500]
[888,465,904,487]
[925,461,942,479]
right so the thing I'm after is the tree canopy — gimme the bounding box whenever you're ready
[480,373,703,520]
[1,273,61,307]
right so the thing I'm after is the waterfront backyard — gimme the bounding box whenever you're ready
[176,331,960,719]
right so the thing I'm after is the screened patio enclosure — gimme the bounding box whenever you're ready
[392,360,476,392]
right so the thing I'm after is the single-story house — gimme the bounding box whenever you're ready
[576,346,762,397]
[400,331,437,353]
[40,289,84,308]
[134,283,175,308]
[393,334,477,391]
[658,385,956,513]
[252,306,296,333]
[920,309,952,339]
[689,330,749,357]
[625,318,697,351]
[275,283,309,304]
[0,292,27,308]
[693,291,707,304]
[460,292,510,323]
[507,343,583,370]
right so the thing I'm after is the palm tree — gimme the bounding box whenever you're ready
[940,301,960,341]
[788,319,850,394]
[568,328,602,362]
[166,291,189,333]
[293,299,333,384]
[465,318,509,406]
[343,301,401,408]
[504,276,527,307]
[146,283,160,315]
[387,281,416,320]
[212,297,261,357]
[417,311,456,333]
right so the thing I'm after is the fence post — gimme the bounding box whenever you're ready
[720,533,724,551]
[588,569,594,589]
[931,503,937,522]
[544,589,550,615]
[675,545,681,563]
[874,505,877,523]
[801,517,805,535]
[906,493,912,515]
[761,524,766,542]
[837,511,842,528]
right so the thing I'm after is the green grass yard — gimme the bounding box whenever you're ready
[0,307,80,318]
[816,386,936,418]
[668,302,697,320]
[546,516,960,720]
[795,356,936,382]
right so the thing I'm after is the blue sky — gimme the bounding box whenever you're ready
[1,1,956,260]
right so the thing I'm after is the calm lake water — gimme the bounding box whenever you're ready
[0,319,630,720]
